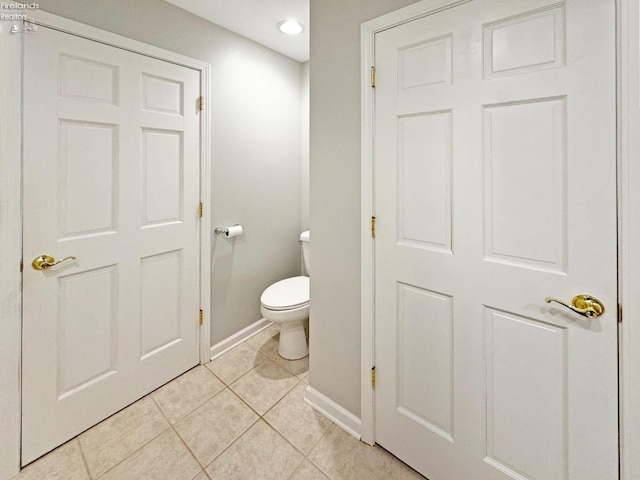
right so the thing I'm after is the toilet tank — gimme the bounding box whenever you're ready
[300,231,310,275]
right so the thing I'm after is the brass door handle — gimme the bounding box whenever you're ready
[32,254,77,270]
[544,294,605,318]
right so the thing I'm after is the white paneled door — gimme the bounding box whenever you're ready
[22,27,201,464]
[373,1,617,479]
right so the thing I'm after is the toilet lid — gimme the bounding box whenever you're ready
[261,276,309,311]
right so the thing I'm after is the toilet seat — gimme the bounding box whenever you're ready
[261,276,309,311]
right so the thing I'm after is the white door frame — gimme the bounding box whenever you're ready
[0,11,212,479]
[360,1,640,479]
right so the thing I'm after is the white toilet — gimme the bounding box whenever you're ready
[260,231,310,360]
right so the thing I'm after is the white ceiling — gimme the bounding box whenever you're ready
[164,0,309,63]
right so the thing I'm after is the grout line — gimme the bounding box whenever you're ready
[74,438,94,480]
[258,380,333,473]
[226,384,266,418]
[169,384,262,471]
[260,379,303,418]
[152,392,230,480]
[208,350,270,389]
[92,427,170,479]
[303,415,335,461]
[217,375,309,467]
[73,397,173,479]
[221,339,315,459]
[262,404,308,459]
[153,366,227,425]
[200,417,262,472]
[259,420,306,479]
[305,425,338,479]
[160,396,210,473]
[227,358,301,415]
[211,417,308,479]
[198,469,213,480]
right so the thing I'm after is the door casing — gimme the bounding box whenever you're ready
[0,10,212,479]
[360,2,638,479]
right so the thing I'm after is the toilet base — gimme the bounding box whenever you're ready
[277,320,308,360]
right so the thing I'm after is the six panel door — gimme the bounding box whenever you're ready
[373,1,618,479]
[22,26,201,464]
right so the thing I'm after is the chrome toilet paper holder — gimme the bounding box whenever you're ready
[214,224,240,235]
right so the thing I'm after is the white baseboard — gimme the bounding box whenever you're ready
[209,318,272,361]
[304,385,361,439]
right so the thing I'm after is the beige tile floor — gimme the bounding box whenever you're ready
[11,324,426,480]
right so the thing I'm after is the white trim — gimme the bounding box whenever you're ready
[209,319,272,360]
[0,18,24,480]
[0,12,212,479]
[359,0,476,450]
[359,19,376,447]
[618,2,628,477]
[198,49,213,366]
[361,0,472,33]
[304,386,361,439]
[360,2,636,473]
[619,1,639,478]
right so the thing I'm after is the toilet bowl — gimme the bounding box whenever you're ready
[260,232,310,360]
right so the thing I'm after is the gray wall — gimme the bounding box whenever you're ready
[40,0,305,345]
[309,0,419,417]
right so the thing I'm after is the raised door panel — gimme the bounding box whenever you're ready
[483,5,565,79]
[398,34,453,92]
[141,129,183,227]
[483,98,567,273]
[59,121,118,238]
[60,54,118,104]
[485,308,567,480]
[397,283,454,440]
[398,111,452,253]
[141,73,183,115]
[57,266,118,399]
[140,250,183,360]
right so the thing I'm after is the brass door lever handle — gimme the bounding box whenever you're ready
[544,294,605,318]
[32,254,77,270]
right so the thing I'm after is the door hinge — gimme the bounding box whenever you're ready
[371,66,376,88]
[19,259,23,272]
[198,96,204,111]
[199,202,203,218]
[199,309,203,326]
[371,366,376,389]
[619,303,623,323]
[371,216,376,238]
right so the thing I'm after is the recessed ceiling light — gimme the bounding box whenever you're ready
[277,19,304,35]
